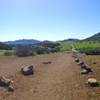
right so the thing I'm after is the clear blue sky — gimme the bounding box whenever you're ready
[0,0,100,41]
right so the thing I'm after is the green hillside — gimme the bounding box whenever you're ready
[83,32,100,42]
[59,32,100,55]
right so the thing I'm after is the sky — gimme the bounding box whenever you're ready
[0,0,100,41]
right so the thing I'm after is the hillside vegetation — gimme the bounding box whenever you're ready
[0,32,100,56]
[59,33,100,55]
[74,33,100,55]
[59,42,72,51]
[74,42,100,55]
[83,32,100,42]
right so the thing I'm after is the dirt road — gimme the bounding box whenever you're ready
[0,53,99,100]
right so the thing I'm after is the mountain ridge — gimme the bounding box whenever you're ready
[4,39,41,45]
[82,32,100,41]
[2,32,100,46]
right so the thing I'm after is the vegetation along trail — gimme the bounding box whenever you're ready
[0,53,98,100]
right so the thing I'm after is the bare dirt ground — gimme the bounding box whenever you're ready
[80,55,100,100]
[0,53,100,100]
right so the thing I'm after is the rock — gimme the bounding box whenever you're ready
[87,78,99,87]
[75,58,80,63]
[86,68,92,72]
[79,61,85,66]
[8,85,14,92]
[81,68,92,74]
[81,64,87,69]
[0,76,14,92]
[78,61,87,69]
[81,69,88,74]
[0,76,12,87]
[21,65,34,75]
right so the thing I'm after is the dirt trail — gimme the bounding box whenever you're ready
[0,53,95,100]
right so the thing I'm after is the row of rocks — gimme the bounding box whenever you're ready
[73,52,100,87]
[75,58,93,74]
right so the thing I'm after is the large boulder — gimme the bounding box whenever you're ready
[21,65,34,75]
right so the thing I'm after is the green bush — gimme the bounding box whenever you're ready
[32,52,37,56]
[36,49,50,54]
[4,51,13,56]
[78,48,100,55]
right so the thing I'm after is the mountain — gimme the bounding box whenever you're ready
[34,40,60,47]
[83,32,100,42]
[62,38,80,42]
[4,39,41,46]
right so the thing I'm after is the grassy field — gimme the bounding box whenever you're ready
[74,42,100,49]
[59,42,72,51]
[59,41,100,55]
[74,42,100,55]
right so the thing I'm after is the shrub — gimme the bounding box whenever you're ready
[36,48,50,54]
[4,51,13,56]
[50,47,60,53]
[78,48,100,55]
[32,52,37,56]
[15,46,33,57]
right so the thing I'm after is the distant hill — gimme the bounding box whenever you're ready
[35,40,60,47]
[4,39,41,46]
[61,38,80,42]
[83,32,100,42]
